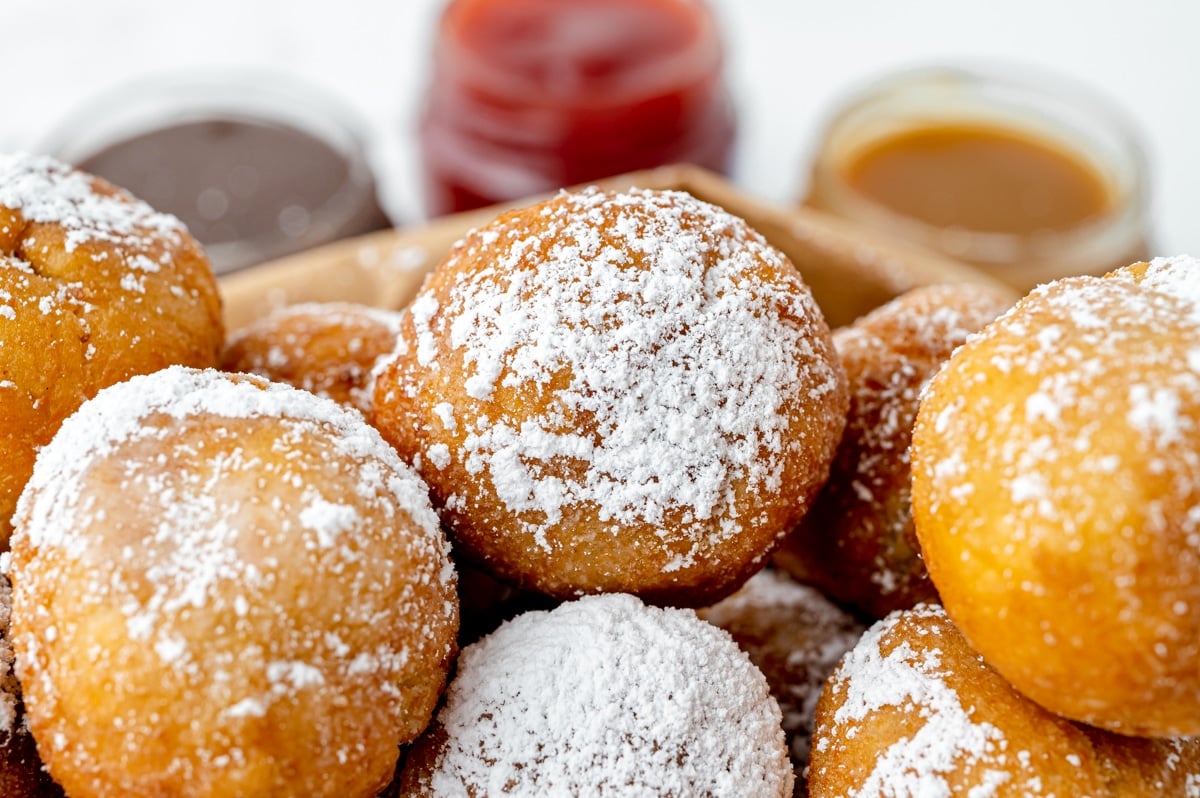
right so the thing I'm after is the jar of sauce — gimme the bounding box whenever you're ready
[419,0,737,217]
[46,73,392,274]
[805,66,1150,291]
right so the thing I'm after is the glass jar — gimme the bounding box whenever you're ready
[45,72,392,274]
[419,0,737,217]
[804,65,1150,291]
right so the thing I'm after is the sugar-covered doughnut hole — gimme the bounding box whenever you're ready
[911,256,1200,737]
[396,593,794,796]
[774,283,1015,619]
[221,301,405,415]
[372,187,848,606]
[0,153,223,547]
[9,367,458,798]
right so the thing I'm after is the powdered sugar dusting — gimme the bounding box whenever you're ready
[420,593,793,796]
[9,365,458,790]
[1108,254,1200,324]
[796,283,1012,615]
[697,569,865,775]
[403,187,843,562]
[18,366,439,555]
[920,275,1200,549]
[818,605,1011,796]
[0,152,183,252]
[13,364,452,680]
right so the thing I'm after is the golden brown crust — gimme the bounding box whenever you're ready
[911,267,1200,737]
[373,187,847,605]
[221,301,405,415]
[775,284,1015,619]
[10,368,458,798]
[0,155,223,547]
[808,604,1200,797]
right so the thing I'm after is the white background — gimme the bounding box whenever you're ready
[4,0,1197,256]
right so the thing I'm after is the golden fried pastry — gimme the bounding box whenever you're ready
[373,187,848,605]
[774,284,1015,619]
[10,366,458,798]
[397,593,794,796]
[221,301,405,415]
[0,151,223,544]
[697,568,865,793]
[0,575,62,798]
[911,268,1200,737]
[0,154,223,547]
[808,604,1200,797]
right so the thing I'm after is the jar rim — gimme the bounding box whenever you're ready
[807,62,1151,286]
[40,69,386,272]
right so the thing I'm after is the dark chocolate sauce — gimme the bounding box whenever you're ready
[77,118,391,272]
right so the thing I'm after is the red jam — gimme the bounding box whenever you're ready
[419,0,736,216]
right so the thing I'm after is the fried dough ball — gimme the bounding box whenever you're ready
[0,153,223,546]
[774,284,1015,619]
[697,569,865,793]
[808,604,1200,797]
[396,593,794,797]
[911,267,1200,737]
[221,301,405,415]
[0,576,63,798]
[9,366,458,798]
[373,187,848,605]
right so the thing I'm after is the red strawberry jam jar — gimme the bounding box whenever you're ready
[419,0,737,216]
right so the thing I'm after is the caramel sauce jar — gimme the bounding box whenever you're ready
[805,66,1150,291]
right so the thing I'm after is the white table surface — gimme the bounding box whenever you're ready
[5,0,1198,258]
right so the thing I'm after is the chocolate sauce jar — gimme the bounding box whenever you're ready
[45,73,392,273]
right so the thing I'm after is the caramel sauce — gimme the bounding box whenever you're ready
[843,124,1113,235]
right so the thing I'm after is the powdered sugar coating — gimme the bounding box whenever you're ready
[0,153,182,252]
[697,569,864,781]
[0,152,223,547]
[18,365,441,556]
[809,604,1200,797]
[375,187,847,602]
[1106,254,1200,323]
[9,366,458,796]
[441,189,837,528]
[813,605,1012,796]
[406,593,793,796]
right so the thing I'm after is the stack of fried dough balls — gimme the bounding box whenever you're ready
[0,153,224,546]
[9,366,459,798]
[911,255,1200,739]
[774,283,1016,619]
[372,187,849,606]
